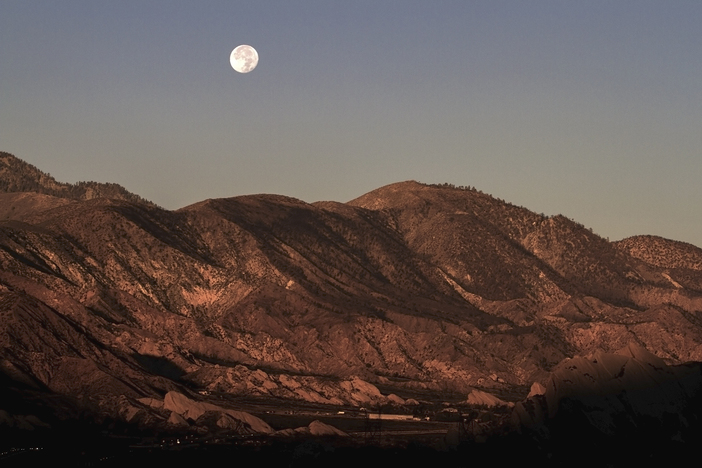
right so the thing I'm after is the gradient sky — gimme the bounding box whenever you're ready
[1,1,701,246]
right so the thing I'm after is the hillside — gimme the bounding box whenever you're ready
[1,154,702,436]
[0,151,157,208]
[615,235,702,271]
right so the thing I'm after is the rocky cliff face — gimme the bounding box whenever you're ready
[2,155,702,425]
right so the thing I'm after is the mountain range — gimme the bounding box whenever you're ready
[2,150,702,444]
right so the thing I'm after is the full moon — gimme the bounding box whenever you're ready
[230,45,258,73]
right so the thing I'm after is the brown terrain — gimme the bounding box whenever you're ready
[2,150,702,460]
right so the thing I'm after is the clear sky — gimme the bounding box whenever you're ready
[1,1,701,246]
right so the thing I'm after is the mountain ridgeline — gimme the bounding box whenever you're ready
[1,151,702,439]
[0,151,157,208]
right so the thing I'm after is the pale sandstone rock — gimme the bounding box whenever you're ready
[527,382,546,397]
[138,397,163,409]
[167,411,188,427]
[162,391,273,433]
[386,393,405,405]
[308,420,348,436]
[466,389,513,407]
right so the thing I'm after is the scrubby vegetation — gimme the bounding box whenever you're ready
[0,151,157,207]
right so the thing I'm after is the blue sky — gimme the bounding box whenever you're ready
[1,1,701,246]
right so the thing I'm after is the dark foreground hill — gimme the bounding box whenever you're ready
[1,152,702,459]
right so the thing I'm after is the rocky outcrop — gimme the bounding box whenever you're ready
[142,391,273,434]
[183,366,396,407]
[466,389,513,407]
[276,420,348,437]
[526,382,546,397]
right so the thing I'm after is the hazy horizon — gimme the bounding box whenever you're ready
[2,1,701,246]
